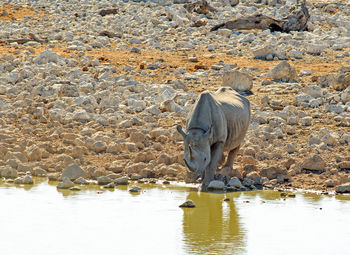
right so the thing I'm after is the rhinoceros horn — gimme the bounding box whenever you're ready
[188,145,193,160]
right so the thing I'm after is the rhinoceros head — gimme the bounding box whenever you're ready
[177,125,211,179]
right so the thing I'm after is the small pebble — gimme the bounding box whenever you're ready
[69,186,81,191]
[280,192,287,197]
[103,182,115,189]
[179,200,196,208]
[129,186,141,192]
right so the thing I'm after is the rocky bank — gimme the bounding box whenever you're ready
[0,0,349,193]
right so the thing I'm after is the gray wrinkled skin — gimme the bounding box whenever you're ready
[177,87,251,191]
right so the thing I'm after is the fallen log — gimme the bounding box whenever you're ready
[0,33,47,44]
[211,2,309,33]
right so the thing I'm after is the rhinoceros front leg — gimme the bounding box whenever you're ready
[201,142,224,192]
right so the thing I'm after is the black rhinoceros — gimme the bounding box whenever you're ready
[177,87,251,191]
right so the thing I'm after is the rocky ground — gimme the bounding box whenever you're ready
[0,0,349,193]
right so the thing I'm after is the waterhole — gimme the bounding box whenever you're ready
[1,178,350,255]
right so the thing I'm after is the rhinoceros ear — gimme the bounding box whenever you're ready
[177,125,187,138]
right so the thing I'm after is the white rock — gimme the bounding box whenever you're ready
[92,141,107,153]
[31,167,47,177]
[34,50,61,65]
[300,116,312,126]
[74,177,89,185]
[217,28,232,37]
[286,143,297,153]
[57,177,74,189]
[295,93,313,106]
[288,49,303,59]
[26,145,42,161]
[160,99,177,112]
[228,177,243,188]
[340,87,350,103]
[119,119,133,128]
[73,109,91,123]
[129,186,142,192]
[208,180,225,190]
[115,177,129,185]
[300,70,311,76]
[301,154,325,172]
[97,176,113,185]
[325,179,334,187]
[325,105,343,114]
[267,61,298,82]
[145,105,161,115]
[179,200,195,208]
[14,177,23,184]
[23,175,34,184]
[336,183,350,193]
[222,70,253,91]
[60,164,86,180]
[0,166,18,178]
[126,99,146,112]
[304,85,323,98]
[306,44,327,56]
[252,45,276,60]
[106,142,122,154]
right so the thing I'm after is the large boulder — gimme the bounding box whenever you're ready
[227,177,243,188]
[207,180,225,190]
[260,166,279,180]
[0,166,17,178]
[26,145,42,161]
[60,164,86,180]
[335,183,350,194]
[301,154,325,172]
[115,177,129,185]
[34,50,62,65]
[339,161,350,170]
[97,176,113,185]
[319,66,350,91]
[333,69,350,91]
[267,61,298,82]
[222,70,253,92]
[252,45,276,60]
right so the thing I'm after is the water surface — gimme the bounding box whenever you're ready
[1,179,350,255]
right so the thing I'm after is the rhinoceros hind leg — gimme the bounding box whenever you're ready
[218,153,225,166]
[223,145,240,168]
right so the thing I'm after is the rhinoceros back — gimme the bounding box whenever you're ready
[212,87,251,150]
[186,87,250,149]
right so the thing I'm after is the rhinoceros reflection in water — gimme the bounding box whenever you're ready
[182,192,246,254]
[177,87,251,191]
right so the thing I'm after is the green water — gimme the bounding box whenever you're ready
[1,178,350,255]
